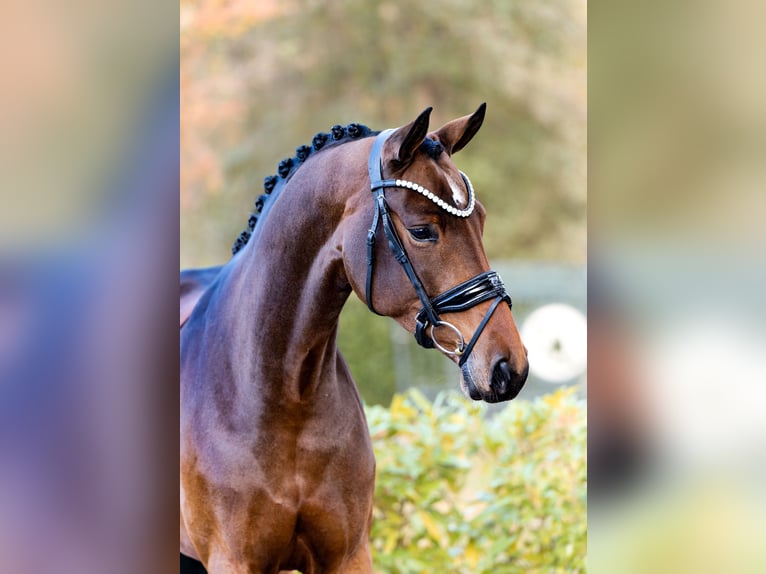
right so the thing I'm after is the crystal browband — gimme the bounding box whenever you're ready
[372,171,476,217]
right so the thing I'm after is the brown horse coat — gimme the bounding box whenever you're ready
[180,106,527,573]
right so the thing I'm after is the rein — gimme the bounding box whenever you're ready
[365,129,512,367]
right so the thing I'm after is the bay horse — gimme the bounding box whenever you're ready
[180,104,529,573]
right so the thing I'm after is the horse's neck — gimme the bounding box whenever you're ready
[232,236,349,366]
[204,150,361,401]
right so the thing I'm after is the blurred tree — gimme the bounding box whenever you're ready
[181,0,585,266]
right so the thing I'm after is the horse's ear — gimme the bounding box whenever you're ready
[384,106,432,166]
[432,102,486,155]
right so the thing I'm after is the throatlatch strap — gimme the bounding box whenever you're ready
[365,196,382,315]
[365,130,393,315]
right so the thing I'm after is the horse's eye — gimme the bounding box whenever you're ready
[408,226,437,242]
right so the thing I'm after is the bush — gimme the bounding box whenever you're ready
[365,388,586,573]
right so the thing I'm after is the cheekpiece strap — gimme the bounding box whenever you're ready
[366,129,439,327]
[367,129,394,190]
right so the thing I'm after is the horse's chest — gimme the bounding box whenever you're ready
[289,432,376,563]
[183,400,375,568]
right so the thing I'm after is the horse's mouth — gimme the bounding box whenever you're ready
[460,364,490,401]
[464,379,483,401]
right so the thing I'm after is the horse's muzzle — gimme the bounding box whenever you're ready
[464,358,528,403]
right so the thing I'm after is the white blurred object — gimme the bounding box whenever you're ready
[521,303,587,382]
[647,315,766,470]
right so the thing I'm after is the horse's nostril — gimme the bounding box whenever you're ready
[492,359,511,396]
[490,358,526,401]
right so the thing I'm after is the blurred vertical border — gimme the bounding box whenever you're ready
[589,0,766,572]
[0,1,179,572]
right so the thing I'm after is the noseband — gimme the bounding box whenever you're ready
[365,129,512,367]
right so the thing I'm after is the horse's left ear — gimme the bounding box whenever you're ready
[432,102,487,155]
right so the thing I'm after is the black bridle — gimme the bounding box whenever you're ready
[365,129,512,367]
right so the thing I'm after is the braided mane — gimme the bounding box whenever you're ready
[231,122,377,255]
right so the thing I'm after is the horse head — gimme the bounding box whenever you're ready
[342,105,529,403]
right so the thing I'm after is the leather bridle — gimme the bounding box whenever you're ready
[365,129,512,367]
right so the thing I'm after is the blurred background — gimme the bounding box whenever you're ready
[0,1,178,572]
[589,0,766,572]
[180,0,587,406]
[4,0,763,571]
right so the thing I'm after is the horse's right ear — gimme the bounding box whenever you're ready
[432,102,486,156]
[384,107,432,167]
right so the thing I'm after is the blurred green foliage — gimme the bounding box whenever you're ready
[366,387,586,573]
[338,296,463,406]
[337,297,397,406]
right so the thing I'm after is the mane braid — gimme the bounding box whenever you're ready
[231,122,376,255]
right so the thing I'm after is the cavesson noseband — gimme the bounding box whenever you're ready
[365,129,512,367]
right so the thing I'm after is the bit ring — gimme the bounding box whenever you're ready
[430,321,466,357]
